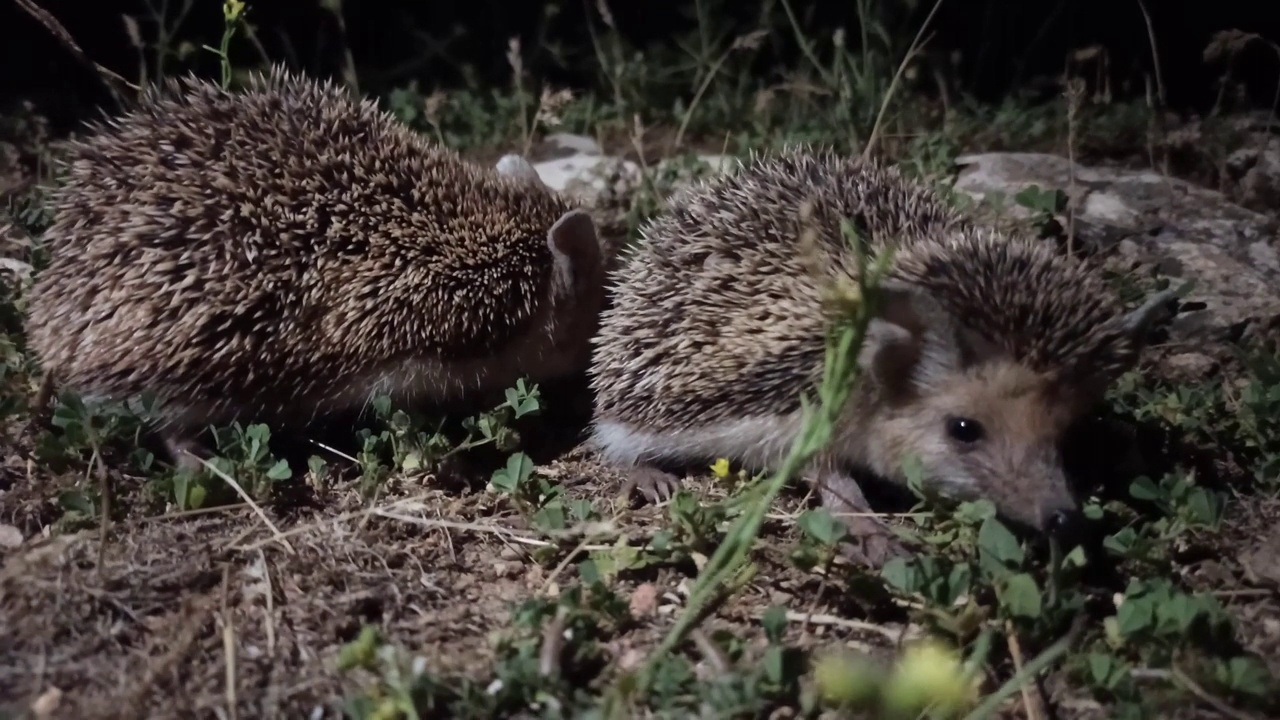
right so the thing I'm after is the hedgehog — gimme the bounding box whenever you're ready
[587,147,1175,565]
[24,65,606,470]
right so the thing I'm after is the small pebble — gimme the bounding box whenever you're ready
[0,524,22,549]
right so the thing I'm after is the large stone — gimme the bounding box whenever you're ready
[531,154,640,202]
[541,132,603,158]
[952,152,1280,346]
[1223,112,1280,212]
[529,148,737,205]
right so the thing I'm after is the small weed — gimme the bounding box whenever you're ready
[203,0,248,90]
[202,421,293,501]
[354,379,543,498]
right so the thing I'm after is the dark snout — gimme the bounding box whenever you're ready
[1039,505,1085,547]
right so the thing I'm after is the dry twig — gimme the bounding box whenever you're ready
[11,0,139,100]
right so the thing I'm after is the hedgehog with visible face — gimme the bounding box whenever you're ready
[587,148,1175,565]
[25,66,606,469]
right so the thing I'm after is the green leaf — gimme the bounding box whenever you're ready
[57,490,95,517]
[763,645,784,684]
[570,498,595,522]
[762,605,787,644]
[1087,652,1113,685]
[1186,489,1222,526]
[797,508,847,545]
[187,484,207,510]
[1104,527,1137,555]
[1115,596,1154,638]
[533,501,566,531]
[307,455,327,477]
[246,422,270,444]
[1216,656,1274,698]
[578,558,601,586]
[944,563,973,605]
[173,472,191,510]
[1001,573,1043,619]
[336,625,382,671]
[1063,545,1089,568]
[1157,592,1199,634]
[1087,652,1126,689]
[489,468,517,494]
[978,517,1024,566]
[400,451,422,472]
[1129,477,1161,501]
[505,452,535,484]
[266,459,292,481]
[953,499,997,524]
[881,558,919,594]
[50,404,80,430]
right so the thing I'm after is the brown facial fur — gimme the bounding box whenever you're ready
[854,359,1087,531]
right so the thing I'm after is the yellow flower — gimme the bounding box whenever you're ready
[709,458,731,479]
[223,0,246,22]
[882,638,979,719]
[812,650,884,710]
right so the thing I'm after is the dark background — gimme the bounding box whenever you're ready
[2,0,1278,133]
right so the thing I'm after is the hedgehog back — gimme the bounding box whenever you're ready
[588,149,1130,432]
[27,68,572,411]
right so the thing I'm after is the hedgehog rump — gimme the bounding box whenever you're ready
[25,65,595,428]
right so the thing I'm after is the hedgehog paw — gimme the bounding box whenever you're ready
[838,518,911,568]
[815,472,911,568]
[163,434,209,474]
[618,466,682,505]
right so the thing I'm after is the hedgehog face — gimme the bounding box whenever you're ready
[875,362,1084,534]
[855,284,1089,537]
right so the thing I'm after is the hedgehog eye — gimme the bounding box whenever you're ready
[945,416,984,444]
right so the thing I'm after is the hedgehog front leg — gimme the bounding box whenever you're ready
[618,465,684,504]
[162,433,210,474]
[810,468,910,567]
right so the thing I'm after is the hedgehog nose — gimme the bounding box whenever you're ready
[1041,507,1083,544]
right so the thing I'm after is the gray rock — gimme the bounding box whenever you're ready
[1224,112,1280,211]
[531,154,641,203]
[952,152,1280,346]
[530,151,737,206]
[542,132,603,158]
[1160,351,1219,382]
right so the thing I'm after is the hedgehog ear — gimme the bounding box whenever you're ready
[859,283,954,399]
[495,154,548,188]
[547,209,602,295]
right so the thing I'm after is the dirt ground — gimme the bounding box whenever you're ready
[0,446,911,718]
[3,415,1279,719]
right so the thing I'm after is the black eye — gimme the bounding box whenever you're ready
[946,416,985,444]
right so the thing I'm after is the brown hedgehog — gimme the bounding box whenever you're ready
[587,147,1175,564]
[25,65,606,469]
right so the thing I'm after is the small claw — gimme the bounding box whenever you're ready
[836,517,912,568]
[163,434,208,473]
[814,469,912,568]
[619,466,682,505]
